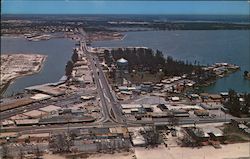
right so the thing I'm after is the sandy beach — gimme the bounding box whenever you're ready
[135,143,250,159]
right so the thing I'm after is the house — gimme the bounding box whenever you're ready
[184,126,224,142]
[140,84,152,93]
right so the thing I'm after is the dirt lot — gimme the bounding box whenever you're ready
[87,152,134,159]
[135,143,250,159]
[43,154,66,159]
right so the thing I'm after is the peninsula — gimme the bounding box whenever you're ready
[0,54,47,95]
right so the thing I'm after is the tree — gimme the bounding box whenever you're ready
[142,127,159,146]
[242,93,250,115]
[50,133,68,152]
[65,60,74,77]
[225,89,250,117]
[226,89,241,116]
[104,49,112,66]
[225,89,250,116]
[1,144,9,159]
[34,145,42,159]
[107,47,201,81]
[71,51,79,63]
[19,147,24,159]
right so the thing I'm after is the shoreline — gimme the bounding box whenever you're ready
[0,55,47,96]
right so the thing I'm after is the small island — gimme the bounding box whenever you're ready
[0,54,47,95]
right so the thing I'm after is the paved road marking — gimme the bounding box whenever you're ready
[104,92,111,103]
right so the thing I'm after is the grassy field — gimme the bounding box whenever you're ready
[223,124,250,143]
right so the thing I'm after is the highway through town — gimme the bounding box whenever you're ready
[3,117,250,134]
[79,28,124,124]
[1,28,250,134]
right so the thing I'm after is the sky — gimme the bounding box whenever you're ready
[1,0,250,15]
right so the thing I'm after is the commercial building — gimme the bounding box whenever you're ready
[23,110,47,119]
[25,85,65,96]
[30,93,51,101]
[15,119,39,126]
[200,103,222,110]
[184,126,224,142]
[39,105,61,113]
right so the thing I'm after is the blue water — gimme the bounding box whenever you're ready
[1,30,250,95]
[1,36,75,96]
[92,30,250,93]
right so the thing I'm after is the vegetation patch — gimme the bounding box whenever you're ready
[222,124,250,143]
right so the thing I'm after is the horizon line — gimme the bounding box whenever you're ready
[2,13,249,16]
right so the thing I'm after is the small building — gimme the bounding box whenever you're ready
[25,85,65,96]
[121,91,132,95]
[1,120,15,127]
[128,127,146,147]
[189,94,200,100]
[200,103,221,110]
[194,109,209,116]
[123,109,132,114]
[171,96,180,101]
[209,94,222,101]
[185,126,224,142]
[121,104,142,109]
[39,105,61,113]
[151,112,170,118]
[15,119,39,126]
[118,86,128,91]
[81,95,95,101]
[143,105,154,112]
[0,132,18,141]
[140,84,152,93]
[23,110,47,119]
[157,104,168,112]
[200,93,209,99]
[10,114,29,120]
[172,109,189,117]
[30,93,51,101]
[220,92,229,98]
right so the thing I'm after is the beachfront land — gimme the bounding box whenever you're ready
[0,54,47,95]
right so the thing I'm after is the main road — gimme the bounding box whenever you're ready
[79,28,124,124]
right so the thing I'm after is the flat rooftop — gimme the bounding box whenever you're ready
[39,105,61,113]
[23,110,47,118]
[26,85,65,96]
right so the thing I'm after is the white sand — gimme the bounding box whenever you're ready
[42,143,250,159]
[43,154,66,159]
[135,143,250,159]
